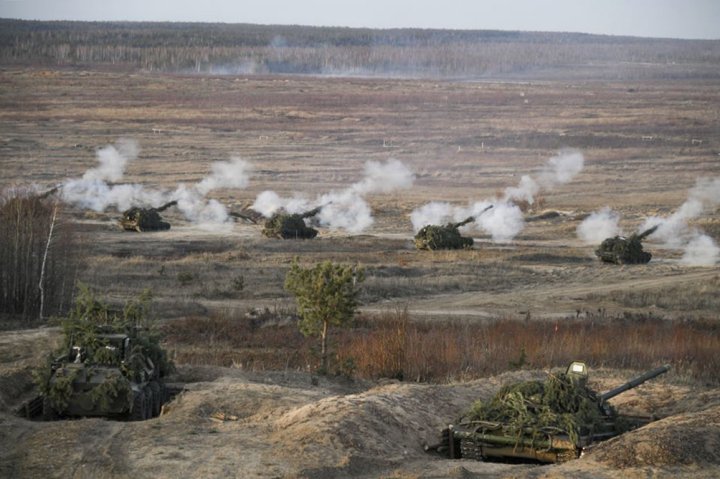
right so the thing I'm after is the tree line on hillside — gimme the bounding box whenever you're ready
[1,19,719,79]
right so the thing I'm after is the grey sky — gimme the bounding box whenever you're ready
[1,0,719,40]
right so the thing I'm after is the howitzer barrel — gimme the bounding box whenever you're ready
[599,364,670,402]
[451,205,493,229]
[300,206,323,219]
[453,216,475,228]
[156,200,178,212]
[636,224,659,241]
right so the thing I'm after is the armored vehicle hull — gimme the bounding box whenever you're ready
[595,225,658,264]
[429,362,670,464]
[119,201,177,232]
[262,206,322,239]
[414,206,492,251]
[42,331,167,421]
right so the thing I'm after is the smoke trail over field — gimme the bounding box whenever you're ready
[59,139,253,227]
[503,149,584,204]
[640,177,720,266]
[577,207,622,244]
[576,177,719,266]
[81,138,139,182]
[411,150,584,242]
[252,158,415,233]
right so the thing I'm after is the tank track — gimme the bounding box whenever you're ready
[459,439,485,460]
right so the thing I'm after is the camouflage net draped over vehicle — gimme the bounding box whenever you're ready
[119,200,177,232]
[462,372,623,446]
[595,225,658,264]
[261,207,322,239]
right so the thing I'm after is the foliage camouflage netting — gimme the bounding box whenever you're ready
[35,284,173,409]
[413,224,474,250]
[595,226,658,264]
[262,212,319,239]
[462,372,626,446]
[119,202,175,232]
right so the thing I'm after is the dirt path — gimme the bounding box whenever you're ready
[363,268,718,318]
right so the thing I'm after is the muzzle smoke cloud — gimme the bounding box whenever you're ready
[576,207,622,245]
[59,139,253,229]
[252,158,415,233]
[576,177,720,266]
[411,149,584,242]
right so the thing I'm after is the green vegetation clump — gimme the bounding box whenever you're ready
[35,284,173,410]
[413,223,474,250]
[285,260,364,372]
[464,372,618,446]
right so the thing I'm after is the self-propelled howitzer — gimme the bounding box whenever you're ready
[414,205,493,251]
[428,361,670,464]
[120,200,178,232]
[595,224,659,264]
[261,206,323,239]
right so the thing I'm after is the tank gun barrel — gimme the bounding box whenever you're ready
[229,211,258,224]
[599,364,670,402]
[451,205,493,229]
[636,224,659,241]
[155,200,178,212]
[453,216,475,228]
[300,205,325,219]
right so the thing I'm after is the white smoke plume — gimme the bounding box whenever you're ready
[351,159,415,195]
[59,140,253,228]
[251,158,415,233]
[195,156,252,195]
[577,207,622,244]
[503,149,584,204]
[410,202,454,231]
[411,150,584,242]
[252,191,312,217]
[472,201,525,243]
[638,177,720,265]
[681,234,720,266]
[82,138,139,182]
[642,177,720,246]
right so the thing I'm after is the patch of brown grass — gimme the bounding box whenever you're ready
[163,310,720,384]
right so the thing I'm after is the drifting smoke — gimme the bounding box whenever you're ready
[503,149,584,204]
[59,140,253,228]
[640,177,720,266]
[577,207,622,244]
[195,156,252,195]
[681,235,720,266]
[351,159,415,195]
[252,158,415,233]
[82,138,139,182]
[411,150,584,242]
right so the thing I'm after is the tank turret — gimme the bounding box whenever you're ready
[261,206,323,239]
[427,362,670,464]
[40,324,172,421]
[595,225,659,264]
[119,200,177,232]
[414,205,493,251]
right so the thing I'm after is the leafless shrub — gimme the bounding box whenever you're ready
[0,189,82,322]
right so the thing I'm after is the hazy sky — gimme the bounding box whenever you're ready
[1,0,719,40]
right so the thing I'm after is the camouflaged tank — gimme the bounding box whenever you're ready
[595,225,658,264]
[427,362,670,463]
[119,201,177,232]
[261,206,322,239]
[414,205,493,250]
[40,326,170,421]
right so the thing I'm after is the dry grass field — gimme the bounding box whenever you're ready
[1,65,720,478]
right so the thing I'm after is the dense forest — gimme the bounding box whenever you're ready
[1,19,719,79]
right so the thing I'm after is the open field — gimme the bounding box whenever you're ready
[1,64,719,478]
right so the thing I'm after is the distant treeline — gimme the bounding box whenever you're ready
[2,19,719,79]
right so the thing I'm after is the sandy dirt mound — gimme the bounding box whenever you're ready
[1,327,719,479]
